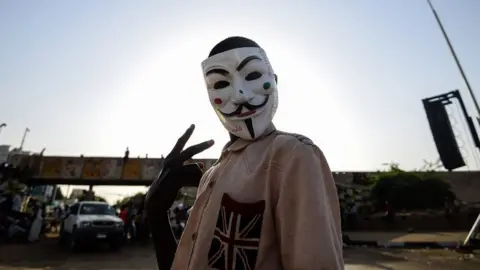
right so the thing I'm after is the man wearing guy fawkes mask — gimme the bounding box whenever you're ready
[145,36,344,270]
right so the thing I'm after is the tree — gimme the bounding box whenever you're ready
[94,195,107,202]
[369,163,453,211]
[76,190,107,202]
[115,192,145,207]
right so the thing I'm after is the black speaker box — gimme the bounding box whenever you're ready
[423,100,465,170]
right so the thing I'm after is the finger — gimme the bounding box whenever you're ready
[180,140,214,160]
[170,124,195,156]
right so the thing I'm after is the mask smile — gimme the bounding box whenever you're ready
[219,95,270,118]
[238,110,257,117]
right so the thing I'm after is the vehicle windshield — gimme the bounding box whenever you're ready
[79,203,115,215]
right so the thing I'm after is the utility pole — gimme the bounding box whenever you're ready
[426,0,480,117]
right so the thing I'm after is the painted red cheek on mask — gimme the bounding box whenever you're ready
[214,98,223,105]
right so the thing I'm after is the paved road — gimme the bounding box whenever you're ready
[0,239,478,269]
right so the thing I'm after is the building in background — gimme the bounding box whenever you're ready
[9,148,31,157]
[0,144,38,165]
[0,144,10,163]
[1,144,56,202]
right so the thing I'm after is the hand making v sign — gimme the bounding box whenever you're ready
[145,124,214,214]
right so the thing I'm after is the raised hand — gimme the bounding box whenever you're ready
[145,125,213,270]
[145,124,214,213]
[163,124,213,180]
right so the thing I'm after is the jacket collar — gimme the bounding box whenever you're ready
[222,123,277,153]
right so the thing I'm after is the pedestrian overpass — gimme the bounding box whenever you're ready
[11,154,366,187]
[8,153,480,205]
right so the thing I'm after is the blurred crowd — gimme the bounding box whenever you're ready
[0,161,194,247]
[114,192,192,243]
[0,163,46,244]
[117,197,149,244]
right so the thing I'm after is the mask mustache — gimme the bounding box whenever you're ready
[219,95,270,117]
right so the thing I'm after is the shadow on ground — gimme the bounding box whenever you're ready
[1,238,479,270]
[0,238,156,270]
[376,248,480,270]
[344,248,428,270]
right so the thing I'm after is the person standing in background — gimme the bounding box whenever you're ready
[28,202,44,242]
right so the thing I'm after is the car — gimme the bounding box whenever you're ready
[59,201,124,251]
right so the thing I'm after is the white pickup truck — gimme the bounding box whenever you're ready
[59,201,124,250]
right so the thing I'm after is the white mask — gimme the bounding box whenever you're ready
[202,47,278,140]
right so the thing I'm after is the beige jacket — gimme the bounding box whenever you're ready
[172,125,344,270]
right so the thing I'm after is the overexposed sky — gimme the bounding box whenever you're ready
[1,0,479,203]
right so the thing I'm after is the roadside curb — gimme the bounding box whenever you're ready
[343,239,464,249]
[379,241,461,249]
[342,235,477,249]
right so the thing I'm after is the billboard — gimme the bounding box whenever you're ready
[82,158,124,180]
[40,157,64,178]
[30,156,216,181]
[82,158,104,179]
[62,157,83,178]
[142,159,163,181]
[122,158,142,180]
[102,158,123,179]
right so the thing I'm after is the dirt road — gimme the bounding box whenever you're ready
[0,239,478,270]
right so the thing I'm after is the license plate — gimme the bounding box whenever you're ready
[96,233,107,239]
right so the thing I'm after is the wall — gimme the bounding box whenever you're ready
[436,172,480,203]
[332,171,480,203]
[0,145,10,163]
[198,161,480,203]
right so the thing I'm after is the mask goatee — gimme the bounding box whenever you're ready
[244,118,255,139]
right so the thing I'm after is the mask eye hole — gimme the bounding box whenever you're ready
[214,81,230,89]
[245,71,262,81]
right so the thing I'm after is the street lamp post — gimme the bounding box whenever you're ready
[0,123,6,136]
[19,127,30,150]
[426,0,480,117]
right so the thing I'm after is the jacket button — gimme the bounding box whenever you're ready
[192,233,197,240]
[208,181,215,188]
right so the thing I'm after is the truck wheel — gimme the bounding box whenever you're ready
[59,230,65,245]
[109,237,123,251]
[110,241,122,251]
[58,223,66,245]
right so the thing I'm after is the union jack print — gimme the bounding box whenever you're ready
[208,193,265,270]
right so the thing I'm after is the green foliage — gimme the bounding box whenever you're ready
[77,192,107,202]
[94,195,107,202]
[369,161,454,211]
[175,191,185,201]
[351,173,376,186]
[115,192,145,207]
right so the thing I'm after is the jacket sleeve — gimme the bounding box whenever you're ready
[274,142,344,270]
